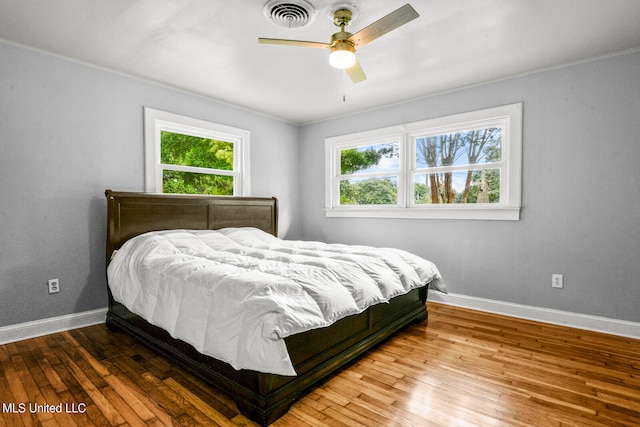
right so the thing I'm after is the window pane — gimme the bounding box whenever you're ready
[161,131,234,171]
[415,128,502,168]
[340,142,399,175]
[414,169,500,204]
[340,177,398,205]
[163,170,234,195]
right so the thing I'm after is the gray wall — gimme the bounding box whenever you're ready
[2,40,639,330]
[299,51,640,323]
[0,42,301,327]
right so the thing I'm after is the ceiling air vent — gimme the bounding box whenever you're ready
[263,0,317,28]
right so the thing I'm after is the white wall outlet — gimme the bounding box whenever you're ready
[48,278,60,294]
[552,274,563,289]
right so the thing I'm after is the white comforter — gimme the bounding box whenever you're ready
[107,227,445,375]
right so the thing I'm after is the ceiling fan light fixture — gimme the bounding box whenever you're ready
[329,41,356,69]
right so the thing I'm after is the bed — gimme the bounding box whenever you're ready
[104,190,444,425]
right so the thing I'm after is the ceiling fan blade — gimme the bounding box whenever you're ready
[348,4,419,48]
[346,59,366,83]
[258,38,330,49]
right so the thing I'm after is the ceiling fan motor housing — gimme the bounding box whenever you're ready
[331,31,354,47]
[330,8,356,55]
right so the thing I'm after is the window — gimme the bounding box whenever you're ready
[339,137,401,206]
[325,103,522,220]
[144,107,250,195]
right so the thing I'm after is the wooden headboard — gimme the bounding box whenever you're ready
[105,190,278,257]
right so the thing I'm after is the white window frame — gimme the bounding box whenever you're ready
[328,128,405,209]
[144,107,250,196]
[325,103,522,220]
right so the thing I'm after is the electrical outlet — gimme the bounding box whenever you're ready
[48,278,60,294]
[552,274,563,289]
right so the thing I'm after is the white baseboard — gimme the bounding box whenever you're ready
[427,292,640,339]
[0,308,107,345]
[2,297,639,345]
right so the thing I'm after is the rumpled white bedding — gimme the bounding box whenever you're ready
[107,227,445,375]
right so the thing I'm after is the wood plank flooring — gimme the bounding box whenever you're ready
[1,302,639,426]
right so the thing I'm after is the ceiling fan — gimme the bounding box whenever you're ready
[258,3,419,83]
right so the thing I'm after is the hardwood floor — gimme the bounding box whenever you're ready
[1,302,639,426]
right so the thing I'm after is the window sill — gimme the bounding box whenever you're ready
[325,206,521,221]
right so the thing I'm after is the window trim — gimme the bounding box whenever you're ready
[143,107,250,195]
[325,103,522,220]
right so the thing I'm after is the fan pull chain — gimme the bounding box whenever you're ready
[342,69,347,102]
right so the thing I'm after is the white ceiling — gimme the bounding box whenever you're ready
[2,0,640,124]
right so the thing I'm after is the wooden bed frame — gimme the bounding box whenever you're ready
[105,190,428,426]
